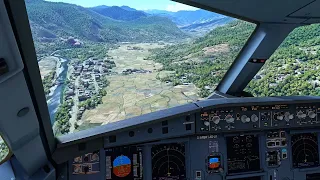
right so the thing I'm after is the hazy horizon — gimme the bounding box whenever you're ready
[45,0,199,12]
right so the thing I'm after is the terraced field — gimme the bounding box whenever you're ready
[81,43,200,125]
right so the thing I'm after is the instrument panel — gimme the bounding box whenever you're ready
[65,97,320,180]
[198,104,319,133]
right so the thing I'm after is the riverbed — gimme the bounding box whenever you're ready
[46,57,69,124]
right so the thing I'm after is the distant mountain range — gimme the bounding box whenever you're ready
[145,9,225,26]
[26,0,232,44]
[26,0,187,43]
[89,6,147,21]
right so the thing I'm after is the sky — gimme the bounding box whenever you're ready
[46,0,199,12]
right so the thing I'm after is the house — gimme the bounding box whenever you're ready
[78,94,88,101]
[65,89,74,96]
[94,66,100,73]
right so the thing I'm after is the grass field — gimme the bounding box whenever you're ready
[81,43,200,125]
[38,56,58,79]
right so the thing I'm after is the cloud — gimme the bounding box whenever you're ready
[166,3,198,12]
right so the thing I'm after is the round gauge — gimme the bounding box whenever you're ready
[152,143,186,180]
[292,133,319,168]
[246,143,252,148]
[233,144,239,148]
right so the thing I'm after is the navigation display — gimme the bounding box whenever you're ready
[152,143,186,180]
[105,146,143,180]
[292,133,319,168]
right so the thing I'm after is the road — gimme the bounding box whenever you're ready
[69,76,80,132]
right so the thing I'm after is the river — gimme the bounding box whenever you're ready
[47,58,69,124]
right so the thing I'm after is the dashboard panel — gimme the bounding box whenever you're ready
[60,96,320,180]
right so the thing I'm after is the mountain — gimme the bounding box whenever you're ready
[145,9,225,27]
[180,17,234,36]
[25,0,187,44]
[144,9,232,35]
[90,6,147,21]
[120,6,137,11]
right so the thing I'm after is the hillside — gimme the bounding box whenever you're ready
[25,0,187,48]
[90,6,147,21]
[180,17,234,36]
[246,23,320,97]
[150,21,255,97]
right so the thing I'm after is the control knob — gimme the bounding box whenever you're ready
[308,110,316,119]
[277,115,284,121]
[225,115,235,124]
[297,111,307,119]
[211,116,220,124]
[284,112,294,121]
[203,121,210,126]
[251,114,259,122]
[241,115,250,123]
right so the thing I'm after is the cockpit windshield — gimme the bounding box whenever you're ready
[25,0,256,136]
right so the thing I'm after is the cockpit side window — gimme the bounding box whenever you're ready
[246,23,320,97]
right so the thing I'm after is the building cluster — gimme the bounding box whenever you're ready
[65,58,115,100]
[126,46,143,50]
[73,58,116,77]
[122,68,152,75]
[63,58,117,121]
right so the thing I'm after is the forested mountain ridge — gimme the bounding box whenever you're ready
[89,6,147,21]
[25,0,187,47]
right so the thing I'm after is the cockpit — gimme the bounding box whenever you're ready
[1,0,320,180]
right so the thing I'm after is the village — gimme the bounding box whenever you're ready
[61,57,117,132]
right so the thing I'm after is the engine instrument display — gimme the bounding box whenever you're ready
[151,143,186,180]
[227,135,260,174]
[105,146,143,180]
[291,133,319,168]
